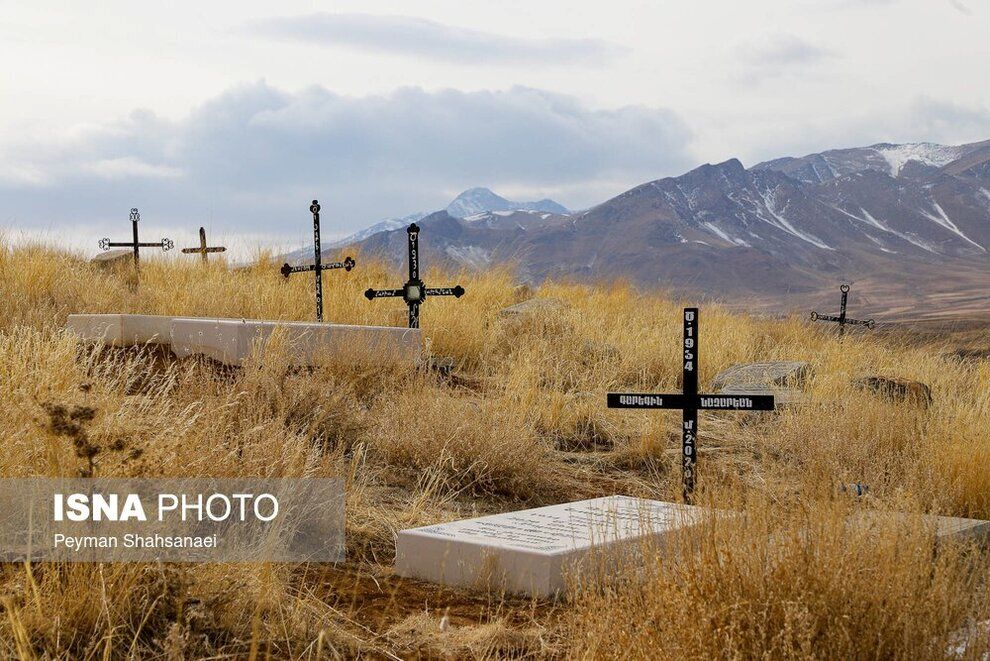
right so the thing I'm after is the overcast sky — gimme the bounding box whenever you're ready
[1,0,988,254]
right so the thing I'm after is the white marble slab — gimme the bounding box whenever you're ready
[66,313,173,347]
[394,496,714,597]
[66,314,422,367]
[169,317,421,367]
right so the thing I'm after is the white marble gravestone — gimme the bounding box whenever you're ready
[66,314,422,367]
[394,496,714,597]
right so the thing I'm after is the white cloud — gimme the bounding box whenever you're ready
[245,13,626,66]
[0,82,693,236]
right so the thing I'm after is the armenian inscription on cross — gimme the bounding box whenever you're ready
[810,284,875,336]
[181,227,226,262]
[98,208,173,268]
[363,223,465,329]
[280,200,356,323]
[606,308,776,503]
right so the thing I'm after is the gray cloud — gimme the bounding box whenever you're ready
[732,34,836,84]
[245,13,625,65]
[0,83,693,237]
[948,0,973,14]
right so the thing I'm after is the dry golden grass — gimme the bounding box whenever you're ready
[0,241,988,658]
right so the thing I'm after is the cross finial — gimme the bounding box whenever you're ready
[130,208,140,223]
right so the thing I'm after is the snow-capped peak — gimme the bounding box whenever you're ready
[446,187,568,218]
[874,143,964,177]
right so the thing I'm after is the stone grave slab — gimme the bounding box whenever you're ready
[90,248,133,268]
[713,360,811,405]
[66,313,174,347]
[394,496,715,597]
[66,314,422,367]
[853,511,990,545]
[169,317,421,367]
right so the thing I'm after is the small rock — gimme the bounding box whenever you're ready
[852,376,932,407]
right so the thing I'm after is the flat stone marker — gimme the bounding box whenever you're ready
[713,360,811,405]
[395,496,714,597]
[170,317,421,367]
[90,248,134,268]
[66,314,422,367]
[853,511,990,545]
[66,313,174,347]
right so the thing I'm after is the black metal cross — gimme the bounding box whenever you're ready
[280,200,355,323]
[181,227,226,262]
[607,308,776,503]
[810,284,875,336]
[363,222,465,329]
[98,208,173,268]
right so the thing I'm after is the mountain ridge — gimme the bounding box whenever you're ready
[339,138,990,321]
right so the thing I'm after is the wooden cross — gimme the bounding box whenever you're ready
[98,208,173,268]
[607,308,776,503]
[363,222,464,329]
[280,200,356,323]
[181,227,226,262]
[810,284,875,336]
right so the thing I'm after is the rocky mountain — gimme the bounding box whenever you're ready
[342,139,990,322]
[445,187,569,218]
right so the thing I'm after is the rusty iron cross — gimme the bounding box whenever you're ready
[363,222,464,329]
[98,208,173,269]
[810,284,875,336]
[181,227,226,262]
[607,308,776,503]
[280,200,355,323]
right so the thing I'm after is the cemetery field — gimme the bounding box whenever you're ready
[1,242,989,659]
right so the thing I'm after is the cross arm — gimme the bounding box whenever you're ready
[281,263,316,277]
[607,393,687,409]
[321,256,356,272]
[844,317,875,329]
[183,247,226,254]
[696,394,775,411]
[810,312,841,322]
[424,285,465,298]
[364,288,404,300]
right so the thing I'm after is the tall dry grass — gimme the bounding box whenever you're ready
[0,241,988,658]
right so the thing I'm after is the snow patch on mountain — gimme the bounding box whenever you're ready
[701,222,750,247]
[445,245,491,269]
[756,186,834,250]
[921,202,985,251]
[875,143,964,177]
[828,204,940,254]
[981,187,990,201]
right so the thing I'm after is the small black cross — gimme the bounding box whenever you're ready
[810,284,875,336]
[607,308,776,503]
[280,200,356,323]
[98,208,173,269]
[363,222,465,329]
[181,227,226,262]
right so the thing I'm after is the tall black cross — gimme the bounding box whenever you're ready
[98,208,173,268]
[181,227,226,262]
[607,308,776,503]
[810,284,875,336]
[363,223,464,329]
[280,200,355,323]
